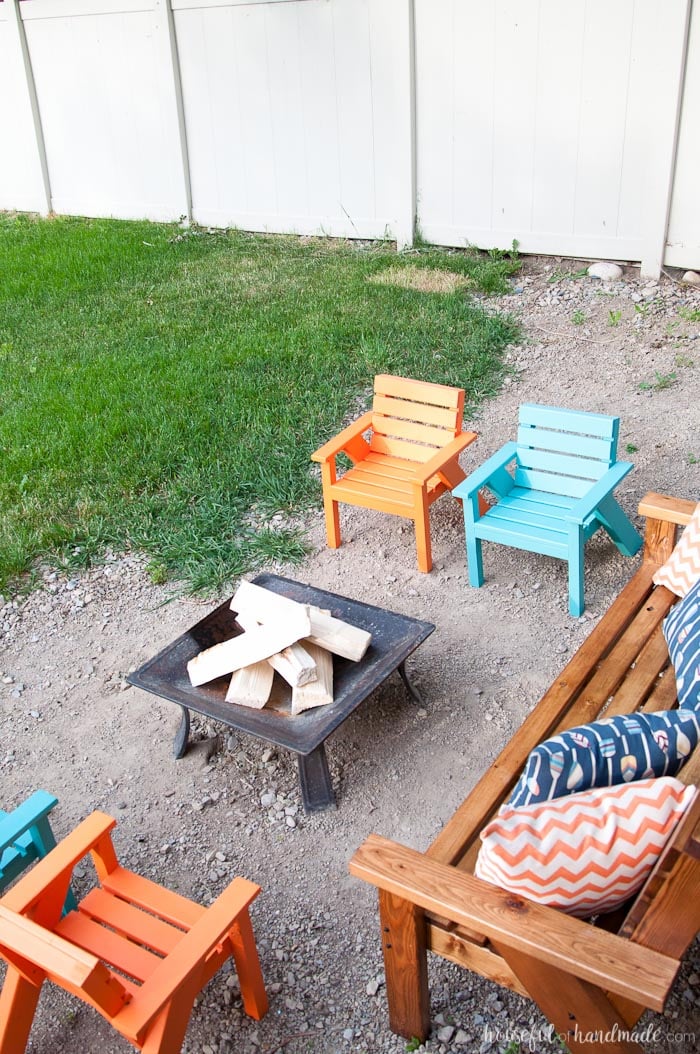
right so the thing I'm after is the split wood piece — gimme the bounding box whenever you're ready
[291,641,334,714]
[231,581,371,662]
[236,611,318,687]
[225,660,275,709]
[187,607,311,687]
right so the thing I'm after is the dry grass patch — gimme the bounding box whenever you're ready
[368,264,472,294]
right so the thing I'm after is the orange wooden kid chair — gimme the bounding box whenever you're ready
[311,374,477,571]
[0,812,268,1054]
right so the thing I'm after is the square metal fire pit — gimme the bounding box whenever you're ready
[127,574,435,811]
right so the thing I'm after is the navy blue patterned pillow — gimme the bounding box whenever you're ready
[663,577,700,711]
[509,709,700,808]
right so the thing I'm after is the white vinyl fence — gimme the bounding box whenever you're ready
[1,0,698,275]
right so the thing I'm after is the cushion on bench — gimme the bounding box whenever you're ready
[476,776,695,918]
[664,577,700,711]
[653,500,700,596]
[508,709,700,808]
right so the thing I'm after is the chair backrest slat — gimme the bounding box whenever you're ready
[371,375,464,461]
[513,466,595,498]
[516,404,619,498]
[373,394,461,430]
[519,403,619,440]
[516,425,615,463]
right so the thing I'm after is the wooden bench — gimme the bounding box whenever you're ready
[349,492,700,1054]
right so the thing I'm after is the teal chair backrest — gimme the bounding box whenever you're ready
[0,791,71,900]
[514,404,620,499]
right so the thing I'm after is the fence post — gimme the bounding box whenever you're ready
[7,0,51,215]
[640,0,692,278]
[153,0,192,225]
[394,0,416,250]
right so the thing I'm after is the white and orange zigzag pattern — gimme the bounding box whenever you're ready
[654,502,700,597]
[475,777,695,918]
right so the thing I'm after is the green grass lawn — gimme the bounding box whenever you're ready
[0,215,519,593]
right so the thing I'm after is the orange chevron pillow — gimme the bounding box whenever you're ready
[475,777,695,918]
[653,501,700,597]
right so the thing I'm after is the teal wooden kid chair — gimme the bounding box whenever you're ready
[1,791,76,909]
[453,404,643,616]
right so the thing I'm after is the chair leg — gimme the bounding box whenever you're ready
[320,464,341,549]
[463,495,485,587]
[595,495,644,557]
[414,504,432,573]
[568,529,585,617]
[0,967,43,1054]
[229,908,268,1020]
[140,976,201,1054]
[378,890,430,1042]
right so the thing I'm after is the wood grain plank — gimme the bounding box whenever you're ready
[350,836,676,1010]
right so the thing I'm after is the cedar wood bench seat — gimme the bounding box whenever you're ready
[349,493,700,1054]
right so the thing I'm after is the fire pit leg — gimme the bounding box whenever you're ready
[398,661,426,706]
[173,705,191,759]
[297,746,336,813]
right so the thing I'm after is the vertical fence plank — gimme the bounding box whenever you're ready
[5,0,52,215]
[154,0,192,224]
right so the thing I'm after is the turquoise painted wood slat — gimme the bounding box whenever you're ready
[515,426,614,461]
[518,403,619,439]
[454,404,642,616]
[484,502,569,536]
[513,466,595,498]
[0,792,77,911]
[515,447,612,481]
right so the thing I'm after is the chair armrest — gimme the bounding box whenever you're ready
[1,812,116,915]
[0,906,128,1013]
[452,441,518,500]
[0,791,58,849]
[349,834,676,1012]
[638,492,697,527]
[119,877,262,1036]
[310,412,373,463]
[566,462,633,524]
[412,431,478,485]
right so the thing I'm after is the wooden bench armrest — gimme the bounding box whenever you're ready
[566,462,633,524]
[117,876,261,1037]
[310,412,373,463]
[638,492,697,527]
[412,431,478,486]
[349,834,678,1012]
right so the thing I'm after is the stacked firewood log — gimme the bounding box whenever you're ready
[187,581,371,714]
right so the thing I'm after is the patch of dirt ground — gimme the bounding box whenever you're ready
[2,258,700,1054]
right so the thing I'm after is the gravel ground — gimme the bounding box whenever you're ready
[2,256,700,1054]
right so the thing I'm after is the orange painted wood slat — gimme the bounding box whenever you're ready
[310,412,373,463]
[100,868,204,930]
[329,478,415,514]
[56,911,161,984]
[371,413,455,449]
[0,813,117,918]
[78,888,183,955]
[374,374,463,409]
[362,452,421,476]
[115,877,262,1039]
[0,907,128,1015]
[373,394,461,429]
[345,463,416,488]
[369,434,436,463]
